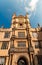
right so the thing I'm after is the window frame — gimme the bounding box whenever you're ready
[1,41,9,49]
[33,41,39,48]
[39,41,42,48]
[4,32,10,38]
[17,41,26,47]
[18,32,25,38]
[0,57,6,65]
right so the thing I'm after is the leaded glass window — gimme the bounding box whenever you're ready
[18,41,26,47]
[1,42,9,49]
[18,32,25,38]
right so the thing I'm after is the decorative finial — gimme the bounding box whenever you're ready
[26,12,29,18]
[38,23,40,27]
[12,13,16,19]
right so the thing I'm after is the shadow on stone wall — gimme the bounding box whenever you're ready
[35,27,42,65]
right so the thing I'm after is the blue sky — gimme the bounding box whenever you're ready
[0,0,42,28]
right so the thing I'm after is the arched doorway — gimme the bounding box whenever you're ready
[17,56,28,65]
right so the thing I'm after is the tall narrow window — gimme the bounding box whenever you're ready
[39,41,42,48]
[18,32,25,38]
[37,55,42,65]
[1,42,9,49]
[4,32,10,38]
[18,41,26,47]
[34,56,39,65]
[0,57,5,65]
[33,41,39,48]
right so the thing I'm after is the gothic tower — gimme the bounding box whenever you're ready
[9,13,34,65]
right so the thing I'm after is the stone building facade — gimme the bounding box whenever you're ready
[0,13,42,65]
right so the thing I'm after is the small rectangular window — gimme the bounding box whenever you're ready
[1,42,9,49]
[4,32,10,38]
[18,41,26,47]
[18,32,25,38]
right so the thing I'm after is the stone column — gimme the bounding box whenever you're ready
[9,54,11,65]
[12,55,17,65]
[6,57,9,65]
[31,54,34,65]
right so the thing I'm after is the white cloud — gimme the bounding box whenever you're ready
[29,0,39,11]
[25,0,39,12]
[17,0,39,17]
[24,0,39,17]
[17,0,27,3]
[25,6,32,12]
[20,0,23,2]
[25,7,28,12]
[20,0,27,2]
